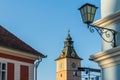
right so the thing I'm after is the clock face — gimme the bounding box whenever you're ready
[71,63,76,68]
[71,52,75,57]
[61,52,65,57]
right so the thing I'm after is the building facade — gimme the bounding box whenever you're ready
[0,25,46,80]
[55,33,82,80]
[90,0,120,80]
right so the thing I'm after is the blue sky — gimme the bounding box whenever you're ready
[0,0,101,80]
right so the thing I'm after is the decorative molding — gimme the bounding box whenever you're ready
[0,46,37,61]
[90,46,120,68]
[93,10,120,28]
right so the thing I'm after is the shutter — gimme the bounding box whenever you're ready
[20,65,28,80]
[7,63,14,80]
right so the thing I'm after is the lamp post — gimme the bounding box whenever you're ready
[78,3,117,47]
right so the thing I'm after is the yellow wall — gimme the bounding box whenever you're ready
[56,58,81,80]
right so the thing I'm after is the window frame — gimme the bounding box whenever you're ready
[0,62,7,80]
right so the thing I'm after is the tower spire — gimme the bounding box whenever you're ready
[56,31,82,60]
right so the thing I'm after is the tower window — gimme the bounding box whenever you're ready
[60,74,62,77]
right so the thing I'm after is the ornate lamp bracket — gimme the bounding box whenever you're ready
[88,24,117,47]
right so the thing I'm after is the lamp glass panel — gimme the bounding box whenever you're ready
[83,6,87,13]
[91,7,96,22]
[80,7,87,23]
[90,15,94,22]
[81,8,84,15]
[89,5,97,23]
[87,14,91,22]
[91,7,96,14]
[80,8,85,22]
[87,5,93,22]
[87,5,92,13]
[84,6,88,23]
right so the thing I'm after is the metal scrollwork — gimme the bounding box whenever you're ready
[89,26,95,33]
[89,25,117,47]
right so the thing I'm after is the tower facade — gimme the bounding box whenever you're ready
[55,33,82,80]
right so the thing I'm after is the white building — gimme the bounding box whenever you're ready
[91,0,120,80]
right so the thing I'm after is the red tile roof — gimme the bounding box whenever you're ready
[0,25,45,58]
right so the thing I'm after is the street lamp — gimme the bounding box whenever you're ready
[78,3,117,47]
[78,3,97,25]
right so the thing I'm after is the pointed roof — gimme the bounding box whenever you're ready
[0,25,46,58]
[56,33,82,60]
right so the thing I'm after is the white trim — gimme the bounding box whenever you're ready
[90,46,120,68]
[14,63,20,80]
[93,10,120,28]
[29,65,34,80]
[0,46,37,60]
[0,62,7,80]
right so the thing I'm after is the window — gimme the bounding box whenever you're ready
[0,63,6,80]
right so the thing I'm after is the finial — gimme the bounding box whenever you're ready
[68,29,70,34]
[66,29,72,41]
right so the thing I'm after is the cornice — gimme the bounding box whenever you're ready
[0,46,37,60]
[93,10,120,28]
[90,46,120,68]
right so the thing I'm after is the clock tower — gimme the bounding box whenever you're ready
[55,33,82,80]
